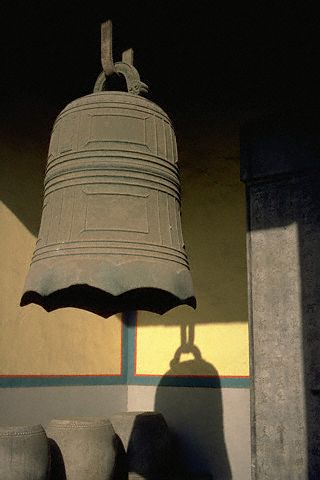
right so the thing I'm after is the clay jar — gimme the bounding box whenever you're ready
[46,417,122,480]
[111,412,173,479]
[0,424,49,480]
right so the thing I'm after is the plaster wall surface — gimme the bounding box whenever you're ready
[0,385,127,428]
[128,385,251,480]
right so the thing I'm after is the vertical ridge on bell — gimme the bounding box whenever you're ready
[20,21,196,317]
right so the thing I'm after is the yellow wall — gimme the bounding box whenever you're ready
[136,314,249,377]
[136,118,249,378]
[0,116,248,380]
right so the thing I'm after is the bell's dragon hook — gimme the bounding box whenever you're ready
[94,19,149,95]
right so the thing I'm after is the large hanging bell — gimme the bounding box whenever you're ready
[21,23,196,317]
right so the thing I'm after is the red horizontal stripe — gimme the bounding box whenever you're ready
[134,373,250,378]
[0,374,122,378]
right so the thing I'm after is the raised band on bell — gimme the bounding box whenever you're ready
[20,21,196,317]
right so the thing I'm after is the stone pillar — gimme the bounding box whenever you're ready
[241,112,320,480]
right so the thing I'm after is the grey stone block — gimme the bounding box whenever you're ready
[241,114,320,478]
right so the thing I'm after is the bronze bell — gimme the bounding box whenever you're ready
[21,21,196,317]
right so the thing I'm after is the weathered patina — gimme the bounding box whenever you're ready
[21,21,196,316]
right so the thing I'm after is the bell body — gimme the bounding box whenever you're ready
[21,91,196,316]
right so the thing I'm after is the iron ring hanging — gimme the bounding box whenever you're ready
[93,62,149,95]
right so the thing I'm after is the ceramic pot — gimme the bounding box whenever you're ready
[47,417,124,480]
[0,424,49,480]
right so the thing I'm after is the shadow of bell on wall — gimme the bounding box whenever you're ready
[20,20,196,318]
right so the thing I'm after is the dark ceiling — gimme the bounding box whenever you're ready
[1,0,320,138]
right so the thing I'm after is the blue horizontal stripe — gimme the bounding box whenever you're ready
[128,375,250,388]
[0,375,250,389]
[0,376,126,388]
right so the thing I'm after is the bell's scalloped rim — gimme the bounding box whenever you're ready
[20,285,196,318]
